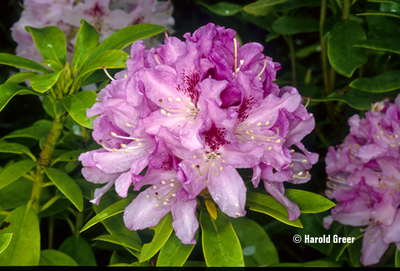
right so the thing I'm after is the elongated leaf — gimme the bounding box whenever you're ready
[243,0,287,16]
[396,248,400,267]
[80,196,134,232]
[41,59,63,72]
[0,160,36,190]
[246,191,303,228]
[0,140,36,161]
[25,26,66,65]
[0,53,48,73]
[84,24,165,67]
[270,259,342,267]
[273,0,320,11]
[272,16,319,35]
[365,15,400,39]
[328,20,367,77]
[350,70,400,93]
[0,205,40,265]
[354,38,400,54]
[3,120,52,141]
[50,150,86,166]
[0,83,37,112]
[44,167,83,211]
[357,12,400,18]
[369,0,400,5]
[197,1,243,16]
[230,217,279,267]
[93,234,142,252]
[39,249,79,266]
[72,20,99,74]
[30,70,62,93]
[0,178,32,210]
[157,231,198,267]
[6,72,38,84]
[0,234,13,255]
[62,91,97,129]
[285,189,335,213]
[200,209,244,267]
[140,213,174,262]
[59,236,96,266]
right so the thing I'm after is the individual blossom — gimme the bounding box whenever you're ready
[79,22,317,244]
[324,95,400,266]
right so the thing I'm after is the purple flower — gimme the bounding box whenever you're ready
[324,95,400,266]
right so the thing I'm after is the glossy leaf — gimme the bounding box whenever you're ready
[270,259,342,267]
[285,189,335,213]
[243,0,287,16]
[0,160,36,190]
[83,24,166,69]
[272,16,319,35]
[348,237,363,267]
[3,120,52,141]
[6,72,38,84]
[246,191,303,228]
[197,1,243,16]
[365,15,400,39]
[93,234,142,252]
[327,20,367,77]
[72,20,99,74]
[0,205,40,266]
[25,26,66,65]
[39,249,79,266]
[0,53,48,73]
[157,231,198,267]
[0,141,36,161]
[44,167,84,212]
[396,248,400,267]
[350,71,400,93]
[0,178,32,210]
[357,12,400,18]
[369,0,400,5]
[50,150,86,166]
[41,59,63,72]
[0,234,12,255]
[354,38,400,54]
[59,235,96,266]
[273,0,320,11]
[200,209,244,267]
[139,213,174,262]
[230,217,279,267]
[80,196,134,232]
[62,91,97,129]
[30,70,62,93]
[0,83,37,112]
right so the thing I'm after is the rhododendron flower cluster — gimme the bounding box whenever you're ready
[324,96,400,266]
[11,0,174,63]
[79,23,318,244]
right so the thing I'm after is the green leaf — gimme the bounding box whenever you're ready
[157,231,198,267]
[72,20,99,75]
[62,91,97,129]
[272,16,319,35]
[369,0,400,5]
[200,209,244,267]
[50,149,85,166]
[80,196,134,232]
[354,38,400,54]
[44,167,84,212]
[296,43,321,58]
[285,189,335,213]
[246,191,303,228]
[0,53,49,73]
[348,237,362,267]
[0,160,36,190]
[30,70,62,93]
[5,72,38,84]
[273,0,320,11]
[0,140,36,161]
[140,213,174,262]
[270,259,342,267]
[0,205,40,265]
[25,26,66,65]
[229,217,279,267]
[0,233,13,255]
[59,235,96,266]
[0,83,37,113]
[41,59,63,72]
[93,234,142,252]
[84,24,166,69]
[3,120,52,141]
[365,15,400,39]
[350,70,400,93]
[357,12,400,18]
[39,249,79,266]
[0,178,32,210]
[78,50,129,79]
[243,0,287,16]
[327,20,367,77]
[396,248,400,267]
[197,1,243,16]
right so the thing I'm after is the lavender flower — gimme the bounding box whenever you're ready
[324,96,400,266]
[79,23,317,244]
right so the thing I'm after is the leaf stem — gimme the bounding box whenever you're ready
[320,0,330,95]
[342,0,351,20]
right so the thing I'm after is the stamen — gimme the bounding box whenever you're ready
[154,52,161,65]
[102,66,115,81]
[110,131,137,141]
[304,96,310,108]
[233,37,238,73]
[256,58,267,80]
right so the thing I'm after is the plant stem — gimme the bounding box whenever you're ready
[284,35,297,88]
[320,0,330,96]
[342,0,351,20]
